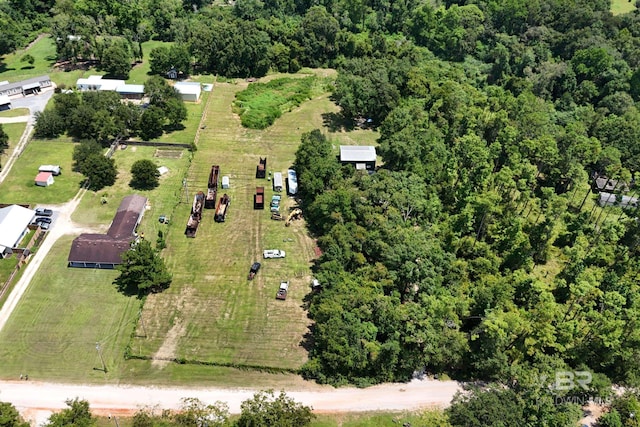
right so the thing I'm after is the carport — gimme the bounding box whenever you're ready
[22,82,41,96]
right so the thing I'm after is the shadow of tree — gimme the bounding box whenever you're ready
[322,112,355,132]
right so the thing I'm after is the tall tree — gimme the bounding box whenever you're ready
[236,390,315,427]
[44,398,94,427]
[130,159,160,190]
[114,239,172,296]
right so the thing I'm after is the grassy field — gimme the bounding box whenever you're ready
[0,122,27,159]
[128,41,173,85]
[233,76,318,129]
[611,0,636,14]
[0,235,140,381]
[0,70,380,386]
[0,139,84,205]
[0,108,29,117]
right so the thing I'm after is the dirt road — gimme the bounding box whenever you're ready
[0,378,462,425]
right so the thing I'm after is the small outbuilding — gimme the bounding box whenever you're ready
[273,172,283,192]
[340,145,377,171]
[599,192,638,209]
[0,95,11,111]
[39,165,61,176]
[0,204,35,258]
[34,171,54,187]
[287,169,298,196]
[174,82,201,102]
[157,166,169,176]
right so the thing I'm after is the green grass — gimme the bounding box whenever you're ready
[0,235,140,381]
[0,139,84,205]
[0,36,57,82]
[233,77,318,129]
[128,41,174,85]
[611,0,636,14]
[0,257,19,290]
[0,71,381,386]
[0,108,29,117]
[154,91,210,145]
[1,121,27,146]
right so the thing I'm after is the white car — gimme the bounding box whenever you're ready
[263,249,286,259]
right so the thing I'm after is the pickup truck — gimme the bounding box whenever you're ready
[270,195,281,212]
[263,249,286,259]
[276,281,289,300]
[248,262,261,280]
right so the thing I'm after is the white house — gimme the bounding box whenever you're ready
[174,82,201,102]
[35,171,54,187]
[0,205,35,258]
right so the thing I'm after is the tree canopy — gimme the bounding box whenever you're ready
[130,159,160,190]
[114,239,172,297]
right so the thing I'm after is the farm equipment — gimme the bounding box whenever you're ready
[205,165,219,209]
[248,262,261,280]
[256,157,267,178]
[185,191,205,238]
[214,193,230,222]
[270,195,281,212]
[276,281,289,300]
[285,208,303,226]
[254,187,264,210]
[271,212,284,221]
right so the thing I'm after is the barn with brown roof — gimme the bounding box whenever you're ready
[68,194,148,268]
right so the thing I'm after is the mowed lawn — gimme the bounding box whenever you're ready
[611,0,636,14]
[0,236,140,381]
[129,80,339,371]
[0,139,84,205]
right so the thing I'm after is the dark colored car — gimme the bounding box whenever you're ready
[35,217,52,224]
[35,208,53,217]
[248,262,261,280]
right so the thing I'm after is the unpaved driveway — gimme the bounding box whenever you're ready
[0,378,461,426]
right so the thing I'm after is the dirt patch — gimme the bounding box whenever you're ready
[155,149,184,159]
[150,287,195,368]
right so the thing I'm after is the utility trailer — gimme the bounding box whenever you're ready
[254,187,265,209]
[256,157,267,178]
[214,193,230,222]
[205,165,219,209]
[185,191,205,237]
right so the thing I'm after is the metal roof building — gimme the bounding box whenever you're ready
[0,205,35,258]
[68,195,148,268]
[339,145,377,171]
[0,75,52,97]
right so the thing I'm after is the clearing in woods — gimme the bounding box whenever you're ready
[129,79,335,371]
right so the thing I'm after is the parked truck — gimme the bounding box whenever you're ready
[270,194,281,212]
[256,157,267,178]
[276,281,289,300]
[254,187,265,209]
[185,191,205,237]
[214,193,231,222]
[205,165,219,209]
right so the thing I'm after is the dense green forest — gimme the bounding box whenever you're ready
[5,0,640,423]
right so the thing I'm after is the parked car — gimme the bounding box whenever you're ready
[35,208,53,217]
[35,217,52,224]
[263,249,286,259]
[248,262,261,280]
[276,281,289,300]
[38,222,50,230]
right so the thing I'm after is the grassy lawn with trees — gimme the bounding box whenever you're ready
[0,236,140,382]
[0,139,84,205]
